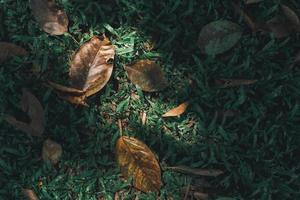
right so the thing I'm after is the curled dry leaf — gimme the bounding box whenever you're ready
[5,89,44,137]
[197,20,242,56]
[30,0,68,35]
[125,59,167,92]
[42,139,62,165]
[0,42,28,64]
[162,101,189,117]
[215,79,257,87]
[49,35,115,105]
[166,166,224,177]
[22,189,39,200]
[115,136,161,192]
[47,81,87,106]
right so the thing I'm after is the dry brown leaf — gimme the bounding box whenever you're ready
[125,59,168,92]
[162,101,189,117]
[215,79,257,87]
[166,166,224,177]
[0,42,28,64]
[42,139,62,165]
[48,35,114,105]
[69,35,115,97]
[5,89,44,137]
[30,0,68,35]
[47,81,88,106]
[115,136,161,192]
[245,0,264,4]
[22,189,39,200]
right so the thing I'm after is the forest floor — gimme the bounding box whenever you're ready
[0,0,300,199]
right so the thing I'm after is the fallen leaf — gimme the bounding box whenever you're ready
[245,0,264,4]
[115,136,161,192]
[30,0,69,35]
[125,59,168,92]
[0,42,28,64]
[48,35,114,105]
[162,101,189,117]
[281,5,300,32]
[22,189,39,200]
[166,166,224,177]
[5,89,44,137]
[70,35,115,96]
[215,79,257,87]
[232,3,257,33]
[42,139,62,165]
[47,81,88,106]
[197,20,242,56]
[266,5,300,38]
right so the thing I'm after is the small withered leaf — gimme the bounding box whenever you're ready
[30,0,69,35]
[5,89,44,137]
[115,136,161,192]
[125,59,167,92]
[69,35,115,97]
[42,139,62,165]
[162,101,189,117]
[0,42,28,64]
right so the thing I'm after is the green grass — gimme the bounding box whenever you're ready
[1,0,300,199]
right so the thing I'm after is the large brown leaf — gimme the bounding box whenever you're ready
[69,35,115,96]
[48,35,114,105]
[5,89,44,137]
[115,136,161,192]
[42,139,62,165]
[30,0,68,35]
[0,42,28,64]
[125,59,167,92]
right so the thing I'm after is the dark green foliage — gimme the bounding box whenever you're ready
[0,0,299,199]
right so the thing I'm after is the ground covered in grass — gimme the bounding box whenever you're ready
[1,0,300,199]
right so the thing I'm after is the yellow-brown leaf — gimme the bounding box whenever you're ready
[162,101,189,117]
[115,136,161,192]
